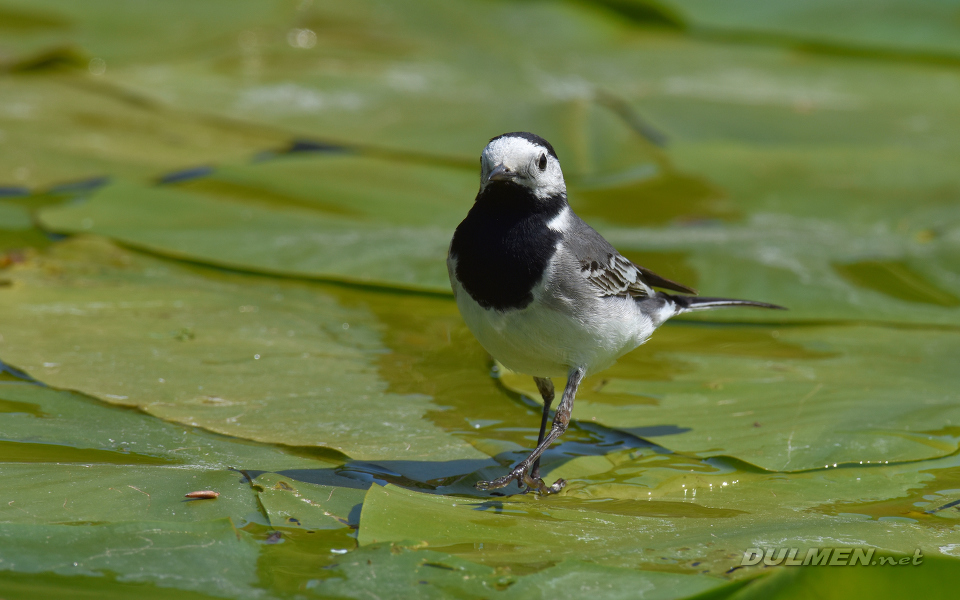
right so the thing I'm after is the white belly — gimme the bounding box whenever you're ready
[453,278,657,378]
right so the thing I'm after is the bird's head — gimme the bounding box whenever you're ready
[479,132,565,199]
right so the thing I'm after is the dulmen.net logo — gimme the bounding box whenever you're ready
[741,548,924,567]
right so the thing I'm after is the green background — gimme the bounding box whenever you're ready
[0,0,959,597]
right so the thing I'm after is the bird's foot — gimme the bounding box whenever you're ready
[524,475,566,495]
[476,466,566,495]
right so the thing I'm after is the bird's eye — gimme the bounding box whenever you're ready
[537,153,547,171]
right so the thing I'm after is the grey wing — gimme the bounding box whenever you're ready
[567,215,697,298]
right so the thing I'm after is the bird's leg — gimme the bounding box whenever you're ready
[528,376,555,484]
[477,367,584,494]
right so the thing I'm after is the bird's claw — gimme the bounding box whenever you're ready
[476,465,566,495]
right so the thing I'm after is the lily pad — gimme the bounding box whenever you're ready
[308,542,726,600]
[0,201,31,229]
[0,201,49,254]
[0,571,227,600]
[0,0,295,67]
[253,471,365,530]
[0,382,339,471]
[655,0,960,60]
[531,441,960,524]
[0,76,288,190]
[706,554,960,600]
[0,519,261,599]
[501,560,725,600]
[499,322,960,471]
[357,479,960,575]
[0,236,486,462]
[0,463,258,525]
[5,0,960,596]
[39,172,460,291]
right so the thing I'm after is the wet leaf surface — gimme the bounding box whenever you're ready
[3,0,960,597]
[0,519,262,598]
[358,479,960,576]
[499,323,960,471]
[253,471,364,530]
[0,571,229,600]
[0,237,486,462]
[0,382,338,471]
[40,174,460,291]
[307,543,726,600]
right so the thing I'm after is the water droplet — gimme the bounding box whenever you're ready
[287,28,316,49]
[88,57,106,76]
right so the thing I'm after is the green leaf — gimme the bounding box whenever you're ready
[0,201,49,254]
[709,555,960,600]
[833,260,960,307]
[0,0,295,67]
[39,171,462,291]
[0,382,340,471]
[0,519,261,598]
[253,471,365,530]
[498,322,960,471]
[7,0,960,595]
[0,464,258,525]
[357,476,960,576]
[0,201,32,230]
[0,237,486,462]
[357,484,669,559]
[0,571,228,600]
[654,0,960,60]
[502,560,724,600]
[0,77,289,190]
[306,543,504,599]
[307,543,725,600]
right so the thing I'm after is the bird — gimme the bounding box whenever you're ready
[447,132,785,494]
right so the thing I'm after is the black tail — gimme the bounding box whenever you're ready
[667,294,786,314]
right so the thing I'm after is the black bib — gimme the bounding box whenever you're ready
[451,182,566,311]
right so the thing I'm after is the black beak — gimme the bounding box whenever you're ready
[487,164,513,182]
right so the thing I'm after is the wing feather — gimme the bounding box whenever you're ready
[579,252,696,298]
[567,210,698,298]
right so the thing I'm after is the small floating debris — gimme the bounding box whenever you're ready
[184,490,220,499]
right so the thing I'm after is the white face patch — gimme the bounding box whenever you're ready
[480,135,566,199]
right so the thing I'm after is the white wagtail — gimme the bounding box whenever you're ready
[447,132,785,494]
